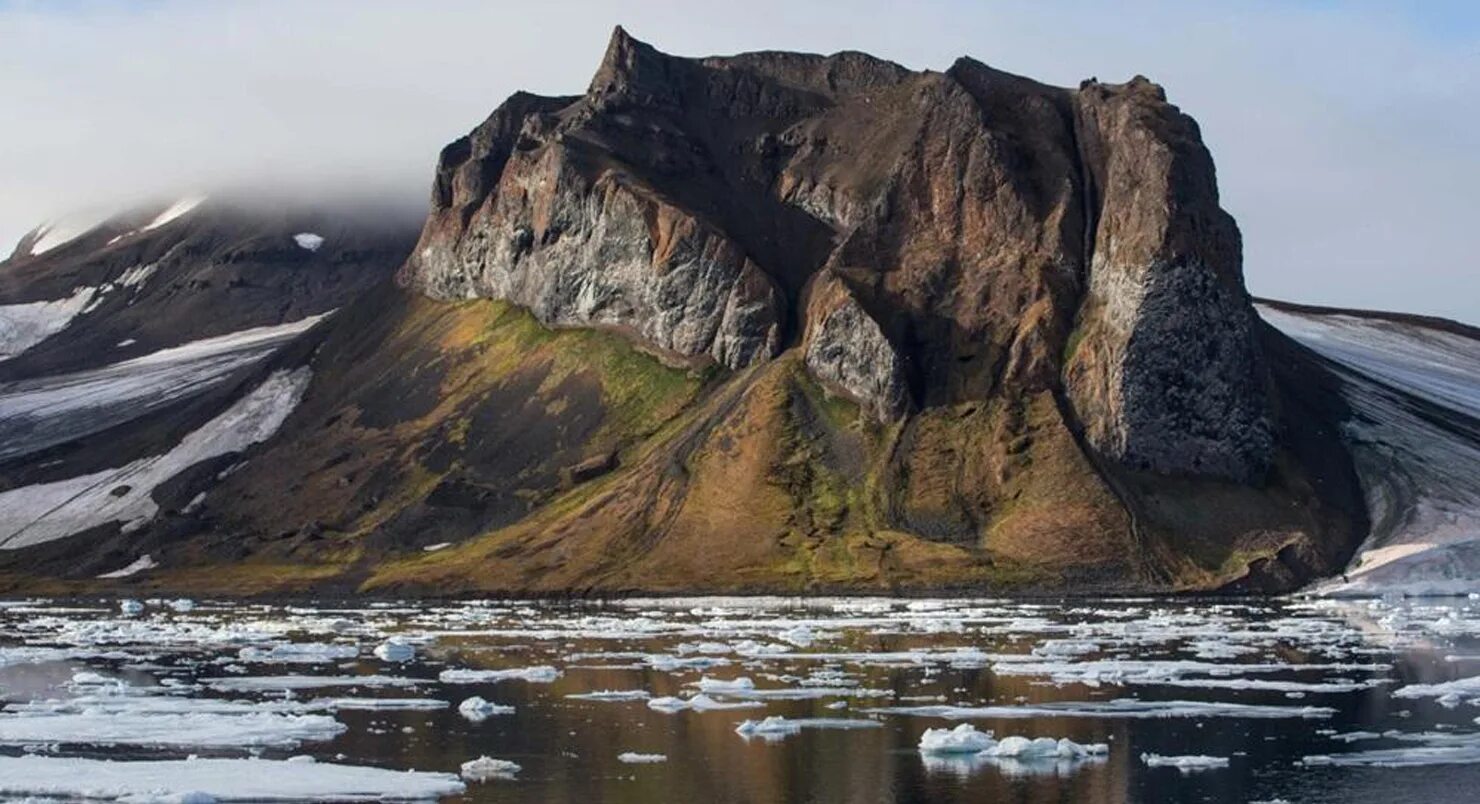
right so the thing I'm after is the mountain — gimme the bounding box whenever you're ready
[1257,300,1480,596]
[0,195,420,581]
[1,28,1470,597]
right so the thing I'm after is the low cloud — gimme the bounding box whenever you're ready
[2,0,1475,321]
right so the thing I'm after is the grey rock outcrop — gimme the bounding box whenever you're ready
[1064,78,1273,482]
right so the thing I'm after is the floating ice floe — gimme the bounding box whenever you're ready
[438,665,561,684]
[987,736,1108,759]
[205,674,423,692]
[1303,731,1480,767]
[460,755,520,781]
[646,694,763,713]
[1141,753,1230,772]
[1392,674,1480,700]
[1127,677,1381,694]
[458,696,514,721]
[918,725,1106,761]
[169,598,197,612]
[691,675,885,700]
[696,676,755,694]
[617,752,668,763]
[919,724,995,754]
[566,689,651,701]
[321,698,448,711]
[868,699,1335,720]
[373,637,416,662]
[119,598,144,615]
[0,710,345,749]
[238,642,360,664]
[735,716,881,738]
[0,754,464,801]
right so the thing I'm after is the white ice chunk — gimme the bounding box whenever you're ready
[0,711,344,749]
[919,724,995,754]
[1393,674,1480,700]
[617,752,667,763]
[735,716,881,738]
[460,756,520,781]
[0,755,463,801]
[1141,753,1230,772]
[869,699,1335,720]
[237,643,360,664]
[322,698,448,711]
[458,696,514,721]
[438,665,561,684]
[646,694,762,713]
[373,637,415,662]
[566,689,650,701]
[205,674,423,692]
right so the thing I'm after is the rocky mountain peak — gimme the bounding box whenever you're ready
[400,28,1277,483]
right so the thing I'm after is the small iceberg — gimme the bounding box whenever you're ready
[460,755,520,781]
[458,696,514,721]
[373,637,415,663]
[617,752,668,764]
[1141,753,1230,772]
[919,724,995,754]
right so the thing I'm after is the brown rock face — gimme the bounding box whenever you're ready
[1064,78,1272,482]
[401,28,1270,482]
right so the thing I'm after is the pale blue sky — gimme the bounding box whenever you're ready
[2,1,1475,322]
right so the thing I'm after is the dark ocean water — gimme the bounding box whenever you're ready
[2,596,1479,803]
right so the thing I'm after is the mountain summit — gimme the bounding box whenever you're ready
[4,30,1414,595]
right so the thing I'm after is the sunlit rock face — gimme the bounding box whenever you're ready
[402,29,1274,484]
[1064,78,1272,483]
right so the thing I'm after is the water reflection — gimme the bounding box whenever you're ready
[1,596,1479,802]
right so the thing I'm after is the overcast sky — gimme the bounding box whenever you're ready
[2,0,1475,322]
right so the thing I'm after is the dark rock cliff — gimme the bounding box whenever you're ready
[401,28,1273,482]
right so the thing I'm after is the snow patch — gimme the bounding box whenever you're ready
[27,208,113,255]
[294,232,325,251]
[97,554,158,578]
[0,286,99,360]
[0,367,312,549]
[142,196,207,233]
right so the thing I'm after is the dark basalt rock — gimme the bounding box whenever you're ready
[403,27,1274,482]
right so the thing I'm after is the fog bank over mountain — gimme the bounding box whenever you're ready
[2,0,1475,322]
